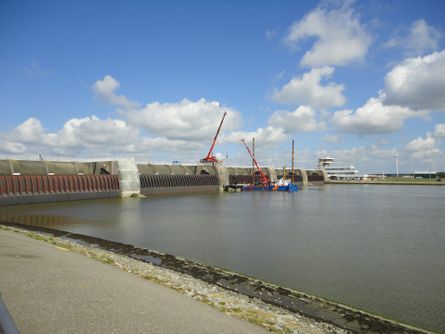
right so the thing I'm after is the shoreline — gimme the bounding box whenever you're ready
[326,180,445,186]
[0,221,431,334]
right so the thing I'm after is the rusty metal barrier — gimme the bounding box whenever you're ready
[0,175,120,196]
[139,174,218,189]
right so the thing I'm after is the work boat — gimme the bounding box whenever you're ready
[272,178,299,192]
[240,139,298,192]
[242,178,299,192]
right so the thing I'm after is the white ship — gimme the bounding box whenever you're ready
[318,157,360,180]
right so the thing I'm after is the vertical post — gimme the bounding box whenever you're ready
[291,139,295,183]
[252,137,255,185]
[395,154,399,178]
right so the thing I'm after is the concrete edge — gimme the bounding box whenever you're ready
[0,222,433,334]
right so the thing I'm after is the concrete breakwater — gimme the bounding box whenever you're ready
[0,159,327,206]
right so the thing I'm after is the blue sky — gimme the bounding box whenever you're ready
[1,0,445,173]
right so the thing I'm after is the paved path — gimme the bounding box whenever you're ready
[0,230,267,333]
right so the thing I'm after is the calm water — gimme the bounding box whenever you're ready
[1,185,444,332]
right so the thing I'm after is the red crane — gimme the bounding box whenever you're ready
[200,112,227,164]
[241,139,270,186]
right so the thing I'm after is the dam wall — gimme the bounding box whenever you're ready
[305,169,326,185]
[0,159,323,205]
[0,160,120,206]
[138,164,220,195]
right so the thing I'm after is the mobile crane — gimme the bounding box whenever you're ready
[200,112,227,164]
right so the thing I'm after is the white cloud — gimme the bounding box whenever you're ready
[268,105,325,132]
[315,145,399,173]
[13,118,44,143]
[0,76,247,162]
[126,98,241,140]
[272,67,345,109]
[333,97,424,134]
[405,133,441,159]
[0,140,26,154]
[284,3,371,67]
[92,75,139,110]
[44,116,139,148]
[383,50,445,110]
[325,145,397,162]
[0,114,222,162]
[223,127,287,145]
[434,124,445,138]
[384,20,442,54]
[316,139,444,174]
[322,135,339,143]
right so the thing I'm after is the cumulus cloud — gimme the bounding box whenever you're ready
[13,118,44,143]
[284,3,371,67]
[223,127,287,146]
[126,98,241,141]
[434,124,445,138]
[0,111,233,162]
[383,50,445,111]
[326,145,397,162]
[333,97,424,134]
[384,20,442,54]
[92,75,139,110]
[1,75,249,162]
[272,67,345,109]
[405,133,441,159]
[44,116,139,148]
[315,145,400,173]
[268,106,325,132]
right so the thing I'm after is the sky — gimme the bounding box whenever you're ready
[1,0,445,173]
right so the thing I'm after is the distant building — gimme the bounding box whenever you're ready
[318,157,361,180]
[413,171,436,179]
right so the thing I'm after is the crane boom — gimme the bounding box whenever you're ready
[241,139,269,185]
[201,112,227,164]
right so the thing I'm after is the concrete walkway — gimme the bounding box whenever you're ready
[0,230,268,334]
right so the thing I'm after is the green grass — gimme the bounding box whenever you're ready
[328,177,444,185]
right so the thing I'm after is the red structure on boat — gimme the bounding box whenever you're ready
[241,139,270,186]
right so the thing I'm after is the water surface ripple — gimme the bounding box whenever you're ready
[1,185,444,332]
